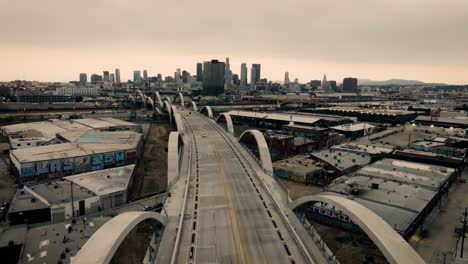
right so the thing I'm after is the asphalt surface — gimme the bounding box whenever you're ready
[173,112,310,264]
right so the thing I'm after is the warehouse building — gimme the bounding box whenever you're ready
[10,131,142,184]
[304,107,419,124]
[273,155,328,186]
[8,165,134,225]
[1,118,141,149]
[309,149,371,177]
[303,159,457,239]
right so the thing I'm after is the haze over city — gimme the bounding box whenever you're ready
[1,0,468,83]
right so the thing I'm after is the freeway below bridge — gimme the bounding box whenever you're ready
[156,109,327,263]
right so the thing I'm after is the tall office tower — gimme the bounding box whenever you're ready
[321,74,331,92]
[241,63,247,85]
[175,68,181,83]
[329,80,337,92]
[251,64,261,84]
[157,74,162,81]
[110,73,115,83]
[90,74,103,83]
[202,60,225,96]
[182,70,191,83]
[133,70,141,82]
[310,80,321,88]
[284,72,290,85]
[225,57,231,86]
[115,69,121,83]
[103,71,110,82]
[232,74,240,85]
[79,73,87,83]
[342,77,358,93]
[143,70,148,81]
[196,63,203,82]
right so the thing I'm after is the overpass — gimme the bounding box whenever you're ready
[73,105,425,264]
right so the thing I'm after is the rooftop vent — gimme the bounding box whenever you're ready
[370,183,379,190]
[30,198,36,203]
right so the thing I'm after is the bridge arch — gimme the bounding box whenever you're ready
[163,100,173,123]
[147,96,155,110]
[173,92,185,107]
[155,91,163,107]
[136,90,147,108]
[238,129,273,174]
[167,131,184,185]
[187,101,198,111]
[71,211,165,264]
[128,94,136,104]
[199,105,213,119]
[216,112,234,135]
[291,194,425,264]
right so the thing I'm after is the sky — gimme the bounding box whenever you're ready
[1,0,468,84]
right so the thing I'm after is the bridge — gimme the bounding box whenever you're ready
[72,102,425,264]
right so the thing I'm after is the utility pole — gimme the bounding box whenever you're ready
[70,181,75,219]
[461,208,467,258]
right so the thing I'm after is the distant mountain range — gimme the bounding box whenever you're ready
[358,79,447,86]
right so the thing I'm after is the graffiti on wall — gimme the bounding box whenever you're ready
[19,150,133,181]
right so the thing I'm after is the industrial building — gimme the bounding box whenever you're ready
[304,107,419,124]
[309,149,371,177]
[10,131,142,184]
[415,115,468,128]
[0,216,112,264]
[273,155,330,186]
[1,118,142,149]
[330,142,394,156]
[306,159,457,239]
[226,110,355,129]
[8,165,134,225]
[330,123,376,138]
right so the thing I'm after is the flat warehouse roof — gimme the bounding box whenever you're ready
[227,110,322,125]
[11,142,138,163]
[66,165,135,196]
[355,159,454,190]
[72,118,140,129]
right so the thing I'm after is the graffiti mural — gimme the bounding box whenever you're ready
[91,154,104,171]
[18,150,137,183]
[115,151,126,167]
[75,156,90,173]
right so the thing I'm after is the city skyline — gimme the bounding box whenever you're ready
[1,0,468,84]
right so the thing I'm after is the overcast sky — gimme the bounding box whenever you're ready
[1,0,468,84]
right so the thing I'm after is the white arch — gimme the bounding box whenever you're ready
[128,94,136,104]
[291,195,425,264]
[164,100,172,123]
[238,129,273,174]
[167,131,183,184]
[216,112,234,135]
[147,96,155,109]
[173,92,185,107]
[199,105,213,119]
[71,211,165,264]
[187,101,198,111]
[136,90,147,108]
[155,91,163,107]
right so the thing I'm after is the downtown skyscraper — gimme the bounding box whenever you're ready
[115,69,121,83]
[250,64,261,85]
[241,63,248,86]
[196,63,203,82]
[202,60,225,96]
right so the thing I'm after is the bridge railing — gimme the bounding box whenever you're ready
[299,213,340,264]
[239,143,292,203]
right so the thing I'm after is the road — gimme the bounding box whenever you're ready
[169,111,316,264]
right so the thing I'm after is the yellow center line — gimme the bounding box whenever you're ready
[208,136,249,264]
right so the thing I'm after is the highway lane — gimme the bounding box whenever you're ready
[176,112,309,264]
